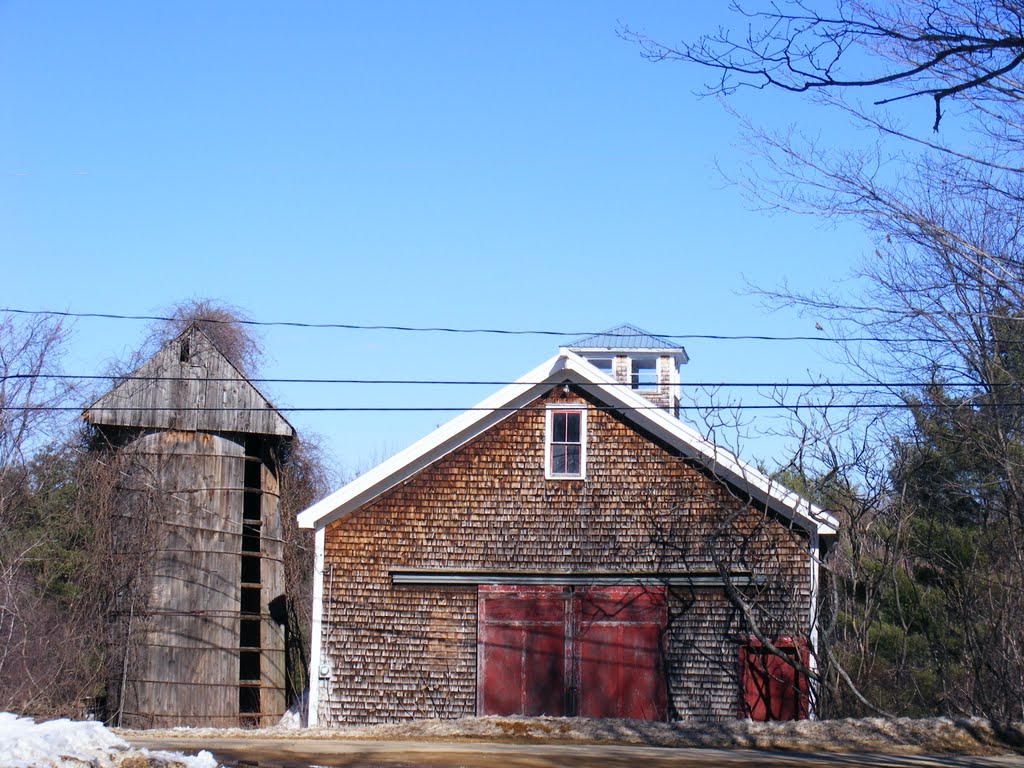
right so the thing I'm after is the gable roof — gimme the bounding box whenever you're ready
[85,325,295,438]
[298,349,837,537]
[568,323,688,362]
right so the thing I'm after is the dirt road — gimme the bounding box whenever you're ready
[125,735,1024,768]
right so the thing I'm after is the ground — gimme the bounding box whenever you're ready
[118,716,1024,767]
[9,714,1024,767]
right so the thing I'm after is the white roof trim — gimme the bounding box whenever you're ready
[298,351,839,536]
[571,347,689,360]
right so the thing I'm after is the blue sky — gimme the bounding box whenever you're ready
[1,2,878,475]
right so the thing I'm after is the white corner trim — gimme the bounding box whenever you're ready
[307,527,325,727]
[807,529,821,720]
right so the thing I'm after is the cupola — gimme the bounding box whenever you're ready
[567,323,688,415]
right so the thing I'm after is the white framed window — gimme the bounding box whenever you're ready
[545,405,586,479]
[631,357,658,390]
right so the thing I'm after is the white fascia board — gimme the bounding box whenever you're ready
[571,346,686,355]
[571,346,689,363]
[298,354,573,530]
[558,350,839,537]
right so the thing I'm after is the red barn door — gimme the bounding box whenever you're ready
[477,586,570,716]
[477,585,666,719]
[574,587,667,720]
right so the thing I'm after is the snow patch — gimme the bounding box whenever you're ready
[0,713,218,768]
[278,689,308,729]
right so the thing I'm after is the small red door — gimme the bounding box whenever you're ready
[739,637,808,721]
[574,587,667,720]
[478,586,570,716]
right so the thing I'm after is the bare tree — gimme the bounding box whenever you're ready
[729,127,1024,717]
[0,314,71,486]
[623,0,1024,131]
[0,314,94,714]
[618,1,1024,717]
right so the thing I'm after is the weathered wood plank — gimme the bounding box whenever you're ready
[85,327,294,437]
[107,430,288,728]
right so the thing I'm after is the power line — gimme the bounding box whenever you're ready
[6,401,1022,413]
[0,307,950,344]
[0,373,999,389]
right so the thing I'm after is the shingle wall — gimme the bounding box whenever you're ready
[318,387,811,724]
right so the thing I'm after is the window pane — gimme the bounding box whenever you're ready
[552,412,566,442]
[552,444,567,474]
[565,445,581,475]
[565,412,580,443]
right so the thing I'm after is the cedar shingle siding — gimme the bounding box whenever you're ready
[317,388,811,724]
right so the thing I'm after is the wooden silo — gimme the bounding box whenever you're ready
[85,325,296,728]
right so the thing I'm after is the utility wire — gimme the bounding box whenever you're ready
[0,307,958,344]
[0,373,1001,389]
[6,401,1022,413]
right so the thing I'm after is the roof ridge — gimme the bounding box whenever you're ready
[567,323,685,352]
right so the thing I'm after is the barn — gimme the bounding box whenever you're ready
[299,326,838,724]
[85,325,295,728]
